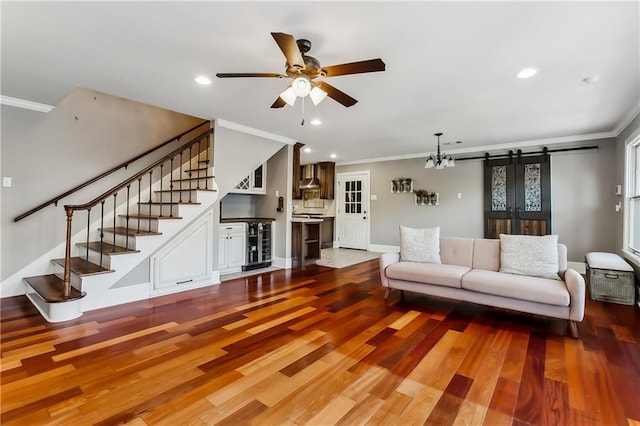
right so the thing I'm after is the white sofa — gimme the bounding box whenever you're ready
[379,237,586,338]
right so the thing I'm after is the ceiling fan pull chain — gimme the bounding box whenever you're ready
[301,96,305,126]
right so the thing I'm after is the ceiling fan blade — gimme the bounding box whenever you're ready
[271,96,286,109]
[271,32,305,70]
[216,73,286,78]
[321,58,386,77]
[316,81,358,107]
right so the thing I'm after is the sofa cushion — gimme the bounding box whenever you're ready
[399,225,441,264]
[472,238,500,271]
[499,234,560,280]
[440,237,474,268]
[461,269,570,306]
[385,261,469,288]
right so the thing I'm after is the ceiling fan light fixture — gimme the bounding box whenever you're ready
[291,77,312,97]
[309,86,328,105]
[279,87,297,106]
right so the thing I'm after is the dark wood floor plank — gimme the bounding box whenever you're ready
[1,261,638,425]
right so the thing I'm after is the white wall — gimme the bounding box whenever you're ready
[1,88,204,280]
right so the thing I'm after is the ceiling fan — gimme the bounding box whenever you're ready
[216,32,385,108]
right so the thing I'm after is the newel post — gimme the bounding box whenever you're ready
[63,207,74,299]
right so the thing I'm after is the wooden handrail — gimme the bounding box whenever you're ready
[64,128,213,212]
[14,120,209,222]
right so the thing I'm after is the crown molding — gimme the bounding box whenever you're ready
[0,95,54,113]
[336,131,615,166]
[215,118,296,145]
[612,101,640,136]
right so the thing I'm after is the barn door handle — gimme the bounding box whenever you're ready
[516,207,522,218]
[507,207,513,218]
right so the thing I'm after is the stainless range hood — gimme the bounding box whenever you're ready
[299,164,320,189]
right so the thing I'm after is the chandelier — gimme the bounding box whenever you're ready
[424,132,455,169]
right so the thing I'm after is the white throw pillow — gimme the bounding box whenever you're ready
[499,234,560,280]
[399,225,441,264]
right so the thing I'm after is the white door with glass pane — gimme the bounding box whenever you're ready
[337,172,369,250]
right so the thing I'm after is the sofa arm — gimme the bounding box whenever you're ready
[379,252,400,287]
[564,268,586,322]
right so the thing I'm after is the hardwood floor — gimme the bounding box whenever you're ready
[1,260,639,425]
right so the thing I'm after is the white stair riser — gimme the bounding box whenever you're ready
[154,190,200,203]
[136,204,181,217]
[169,178,212,191]
[100,232,139,250]
[119,216,159,232]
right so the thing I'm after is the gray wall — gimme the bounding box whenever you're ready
[337,138,619,262]
[1,87,203,280]
[338,158,485,244]
[616,113,640,254]
[255,144,291,259]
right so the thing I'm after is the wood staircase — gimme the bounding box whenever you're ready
[23,129,218,322]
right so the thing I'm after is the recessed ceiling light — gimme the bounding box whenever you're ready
[195,75,212,85]
[330,154,337,159]
[517,68,538,79]
[303,147,312,153]
[310,119,322,126]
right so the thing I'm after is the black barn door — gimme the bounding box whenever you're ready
[484,150,551,238]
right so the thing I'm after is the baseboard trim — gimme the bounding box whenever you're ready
[368,244,399,253]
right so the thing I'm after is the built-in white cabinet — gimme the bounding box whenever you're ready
[151,211,213,295]
[218,223,246,274]
[231,163,267,194]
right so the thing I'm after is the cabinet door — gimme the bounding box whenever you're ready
[218,234,229,270]
[227,232,246,268]
[293,143,304,200]
[251,164,266,193]
[317,162,335,199]
[152,212,212,294]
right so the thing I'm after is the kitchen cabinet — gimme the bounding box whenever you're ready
[151,211,213,295]
[232,163,267,194]
[293,143,304,200]
[321,217,334,249]
[218,223,246,274]
[291,219,322,269]
[317,162,335,199]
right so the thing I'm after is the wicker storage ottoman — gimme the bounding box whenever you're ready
[585,252,635,305]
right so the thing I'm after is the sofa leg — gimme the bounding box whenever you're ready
[384,288,391,299]
[569,321,579,339]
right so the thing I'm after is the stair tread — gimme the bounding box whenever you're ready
[154,188,217,193]
[24,274,85,302]
[100,227,162,237]
[121,214,183,220]
[77,242,140,255]
[51,257,114,276]
[137,201,201,206]
[183,167,209,173]
[171,176,214,182]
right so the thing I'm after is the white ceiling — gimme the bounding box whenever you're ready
[2,1,639,164]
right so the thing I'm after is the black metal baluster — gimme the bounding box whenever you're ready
[189,145,193,203]
[125,184,131,249]
[170,157,174,217]
[179,151,183,202]
[112,193,117,253]
[159,163,164,218]
[85,208,91,273]
[148,171,153,232]
[204,137,209,190]
[197,138,202,190]
[137,178,142,232]
[100,200,105,269]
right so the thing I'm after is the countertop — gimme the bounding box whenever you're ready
[220,217,275,223]
[291,218,323,223]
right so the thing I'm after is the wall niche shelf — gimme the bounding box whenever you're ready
[391,178,413,193]
[414,192,439,206]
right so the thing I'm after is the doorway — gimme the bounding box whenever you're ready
[484,151,551,238]
[336,171,370,250]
